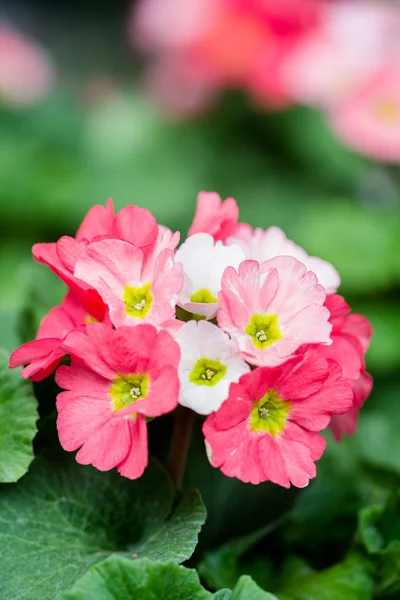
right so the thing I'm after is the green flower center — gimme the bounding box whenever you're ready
[190,288,218,304]
[245,313,283,349]
[249,389,291,436]
[110,373,149,412]
[189,358,227,387]
[123,283,152,318]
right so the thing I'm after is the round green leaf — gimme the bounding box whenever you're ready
[0,349,38,482]
[0,452,206,600]
[60,556,212,600]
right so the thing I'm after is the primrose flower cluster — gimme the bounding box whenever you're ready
[10,193,372,487]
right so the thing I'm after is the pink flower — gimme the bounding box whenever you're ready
[8,292,94,381]
[188,192,239,242]
[56,323,180,479]
[32,201,168,320]
[282,1,400,109]
[0,25,54,108]
[218,257,332,367]
[203,350,353,487]
[227,224,340,293]
[32,237,106,322]
[314,294,373,441]
[330,370,373,441]
[328,65,400,163]
[74,238,182,328]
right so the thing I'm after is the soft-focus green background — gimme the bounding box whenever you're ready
[1,2,400,579]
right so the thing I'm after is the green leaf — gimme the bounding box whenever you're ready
[358,493,400,597]
[59,556,212,600]
[230,576,278,599]
[0,452,206,600]
[214,592,232,600]
[0,349,38,482]
[199,517,285,590]
[59,557,276,600]
[277,554,373,600]
[136,488,206,563]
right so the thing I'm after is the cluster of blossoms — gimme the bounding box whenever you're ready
[132,0,400,163]
[10,192,372,487]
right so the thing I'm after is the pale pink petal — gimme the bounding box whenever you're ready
[74,238,144,292]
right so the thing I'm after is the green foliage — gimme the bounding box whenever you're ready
[59,557,213,600]
[1,33,400,599]
[229,576,278,599]
[277,554,374,600]
[0,350,38,482]
[199,518,285,590]
[358,494,400,597]
[59,557,276,600]
[0,453,205,600]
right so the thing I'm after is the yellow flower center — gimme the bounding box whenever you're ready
[84,315,97,324]
[190,288,218,304]
[110,373,149,412]
[189,358,227,387]
[123,283,152,318]
[249,389,291,436]
[374,98,399,123]
[245,314,283,349]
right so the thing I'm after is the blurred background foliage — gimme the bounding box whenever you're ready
[1,0,400,596]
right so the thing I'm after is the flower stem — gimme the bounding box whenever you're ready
[168,407,195,490]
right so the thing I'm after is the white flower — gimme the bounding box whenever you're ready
[227,225,340,294]
[174,232,245,318]
[176,320,249,415]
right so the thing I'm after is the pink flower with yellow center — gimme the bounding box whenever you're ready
[218,257,332,367]
[57,323,180,479]
[33,199,180,325]
[8,292,104,382]
[203,350,353,487]
[329,65,400,163]
[74,238,183,329]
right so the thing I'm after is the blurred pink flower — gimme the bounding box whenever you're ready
[132,0,322,114]
[328,65,400,163]
[0,24,54,109]
[282,1,400,108]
